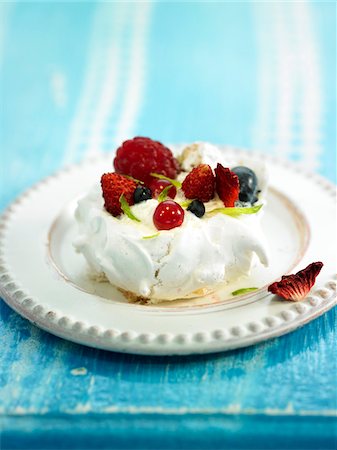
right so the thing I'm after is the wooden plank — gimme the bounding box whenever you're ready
[1,301,336,416]
[2,414,337,449]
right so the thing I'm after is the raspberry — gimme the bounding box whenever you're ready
[101,173,137,217]
[215,163,239,207]
[181,164,215,202]
[113,137,180,186]
[268,262,324,301]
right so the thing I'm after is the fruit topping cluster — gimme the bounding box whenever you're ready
[101,137,262,231]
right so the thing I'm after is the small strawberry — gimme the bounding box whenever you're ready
[268,261,324,301]
[215,163,239,207]
[181,164,215,202]
[101,173,137,216]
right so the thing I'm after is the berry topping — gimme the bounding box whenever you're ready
[215,164,239,207]
[181,164,215,202]
[268,262,324,301]
[187,199,205,218]
[133,186,152,204]
[150,179,177,200]
[113,137,180,186]
[231,166,258,204]
[101,173,137,217]
[153,200,184,230]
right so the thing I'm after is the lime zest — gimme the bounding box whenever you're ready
[231,287,258,296]
[142,233,160,240]
[179,200,192,208]
[158,185,173,203]
[207,204,263,217]
[150,173,182,189]
[119,194,141,222]
[123,175,144,184]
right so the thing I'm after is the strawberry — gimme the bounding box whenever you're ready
[268,261,324,301]
[101,173,137,217]
[181,164,215,202]
[215,163,239,207]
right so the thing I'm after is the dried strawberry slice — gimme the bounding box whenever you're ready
[268,262,324,301]
[215,163,239,207]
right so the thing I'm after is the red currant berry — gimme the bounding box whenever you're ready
[149,179,177,199]
[153,200,184,230]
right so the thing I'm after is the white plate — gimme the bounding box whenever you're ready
[0,148,336,355]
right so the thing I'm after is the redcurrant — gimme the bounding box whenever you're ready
[153,200,184,230]
[149,179,177,199]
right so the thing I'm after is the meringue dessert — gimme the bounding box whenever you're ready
[74,138,269,303]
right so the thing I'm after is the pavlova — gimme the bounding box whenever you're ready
[73,137,270,303]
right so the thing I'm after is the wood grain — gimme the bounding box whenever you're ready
[1,301,336,413]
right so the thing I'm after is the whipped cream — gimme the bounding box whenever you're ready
[74,143,269,303]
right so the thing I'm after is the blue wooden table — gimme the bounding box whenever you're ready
[1,2,336,449]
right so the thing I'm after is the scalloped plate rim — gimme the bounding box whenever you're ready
[0,147,336,355]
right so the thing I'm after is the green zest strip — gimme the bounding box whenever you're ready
[207,204,263,217]
[158,185,173,203]
[119,194,141,222]
[179,200,192,208]
[142,233,160,240]
[124,175,144,184]
[231,287,258,296]
[150,173,182,189]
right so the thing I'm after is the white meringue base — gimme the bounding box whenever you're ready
[73,143,269,303]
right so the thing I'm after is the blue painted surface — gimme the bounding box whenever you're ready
[1,2,336,449]
[139,3,258,146]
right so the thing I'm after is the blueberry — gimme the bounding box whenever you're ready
[187,199,205,218]
[231,166,258,204]
[133,186,152,203]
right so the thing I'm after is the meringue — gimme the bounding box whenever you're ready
[73,143,269,303]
